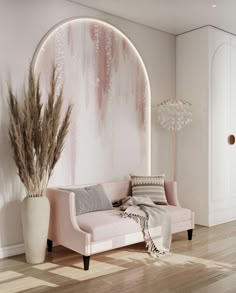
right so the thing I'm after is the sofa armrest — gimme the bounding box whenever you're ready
[164,181,181,207]
[46,188,91,255]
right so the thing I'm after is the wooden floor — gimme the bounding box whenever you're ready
[1,222,236,293]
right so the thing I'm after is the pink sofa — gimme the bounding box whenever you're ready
[46,180,194,270]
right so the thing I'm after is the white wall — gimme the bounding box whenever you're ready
[0,0,176,252]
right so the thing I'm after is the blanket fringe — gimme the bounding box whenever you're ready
[122,211,170,257]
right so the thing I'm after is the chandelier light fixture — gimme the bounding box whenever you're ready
[157,98,192,180]
[157,98,192,131]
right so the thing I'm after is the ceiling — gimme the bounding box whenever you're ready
[71,0,236,35]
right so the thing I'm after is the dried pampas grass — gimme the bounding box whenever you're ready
[8,64,72,197]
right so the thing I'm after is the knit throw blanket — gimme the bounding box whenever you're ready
[120,196,171,257]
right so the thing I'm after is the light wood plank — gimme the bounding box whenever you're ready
[0,223,236,292]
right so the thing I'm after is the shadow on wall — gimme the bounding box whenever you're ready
[0,79,24,247]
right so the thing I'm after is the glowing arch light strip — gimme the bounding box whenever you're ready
[32,18,151,183]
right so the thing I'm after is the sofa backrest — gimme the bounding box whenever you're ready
[55,179,179,206]
[101,180,179,206]
[57,180,131,203]
[102,180,131,202]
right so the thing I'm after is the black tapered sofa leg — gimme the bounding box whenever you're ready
[83,255,90,271]
[187,229,193,240]
[47,239,53,252]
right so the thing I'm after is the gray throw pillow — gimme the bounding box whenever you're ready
[62,184,113,215]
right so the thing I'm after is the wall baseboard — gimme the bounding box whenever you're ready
[0,242,58,259]
[0,243,25,259]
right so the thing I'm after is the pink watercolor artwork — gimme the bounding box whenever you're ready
[33,18,151,186]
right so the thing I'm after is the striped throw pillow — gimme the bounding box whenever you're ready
[131,174,167,205]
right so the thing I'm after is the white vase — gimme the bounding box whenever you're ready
[21,196,50,264]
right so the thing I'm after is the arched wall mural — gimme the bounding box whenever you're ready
[33,18,151,186]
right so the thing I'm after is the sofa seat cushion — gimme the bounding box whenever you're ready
[77,206,192,242]
[77,209,141,242]
[165,205,192,223]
